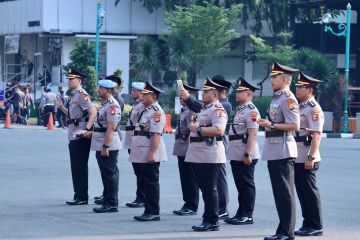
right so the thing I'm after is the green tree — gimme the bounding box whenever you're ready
[116,0,318,37]
[85,66,98,101]
[293,47,343,122]
[160,31,192,79]
[250,35,344,130]
[64,39,97,99]
[132,36,160,83]
[165,2,241,85]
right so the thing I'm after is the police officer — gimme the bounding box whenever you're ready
[211,76,231,219]
[124,82,146,208]
[258,62,300,240]
[56,68,97,205]
[225,78,260,225]
[173,84,199,216]
[106,75,125,112]
[179,76,231,219]
[39,87,56,127]
[90,80,122,213]
[185,78,228,232]
[293,72,324,237]
[130,81,168,221]
[94,75,126,205]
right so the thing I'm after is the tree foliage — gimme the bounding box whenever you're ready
[115,0,321,36]
[132,36,160,83]
[250,34,344,124]
[64,39,97,100]
[164,2,241,85]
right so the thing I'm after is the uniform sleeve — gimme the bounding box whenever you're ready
[281,97,300,124]
[78,93,94,111]
[106,104,121,123]
[222,102,232,115]
[307,107,324,133]
[185,96,203,113]
[210,108,228,128]
[246,109,259,129]
[150,110,166,133]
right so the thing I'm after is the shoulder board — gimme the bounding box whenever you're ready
[78,89,88,96]
[248,103,255,109]
[207,103,214,109]
[309,101,316,107]
[214,103,223,108]
[153,105,159,111]
[108,99,115,104]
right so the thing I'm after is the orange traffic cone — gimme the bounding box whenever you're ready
[47,113,55,131]
[163,114,174,134]
[3,110,11,128]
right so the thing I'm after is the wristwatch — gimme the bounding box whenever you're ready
[244,152,252,158]
[270,122,275,129]
[197,126,202,136]
[307,155,315,161]
[102,144,109,149]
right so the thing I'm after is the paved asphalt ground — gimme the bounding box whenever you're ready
[0,126,359,240]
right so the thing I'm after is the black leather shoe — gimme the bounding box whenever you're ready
[225,216,253,225]
[264,234,294,240]
[298,228,323,236]
[173,208,197,216]
[66,199,88,205]
[294,226,308,236]
[126,201,145,208]
[218,212,229,220]
[94,198,105,205]
[192,222,219,232]
[94,195,104,201]
[134,213,160,221]
[93,205,118,213]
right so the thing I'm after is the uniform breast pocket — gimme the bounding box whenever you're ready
[198,115,209,126]
[270,104,280,121]
[135,138,150,147]
[269,137,284,144]
[230,139,243,147]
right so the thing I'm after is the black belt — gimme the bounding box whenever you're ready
[189,136,223,143]
[265,131,290,138]
[125,126,135,131]
[229,134,247,141]
[94,127,106,133]
[134,130,151,137]
[294,135,312,142]
[67,117,89,126]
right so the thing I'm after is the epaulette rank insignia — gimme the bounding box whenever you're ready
[214,103,223,108]
[153,106,159,111]
[276,91,282,96]
[248,103,255,109]
[309,101,316,107]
